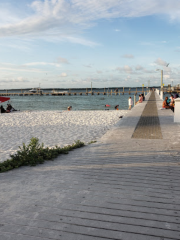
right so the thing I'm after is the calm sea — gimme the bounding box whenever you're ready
[0,87,147,111]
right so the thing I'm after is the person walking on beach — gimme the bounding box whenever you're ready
[128,97,133,110]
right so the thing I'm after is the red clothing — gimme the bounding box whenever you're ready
[139,96,143,103]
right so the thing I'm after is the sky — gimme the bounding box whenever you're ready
[0,0,180,89]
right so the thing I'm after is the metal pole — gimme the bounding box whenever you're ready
[161,70,163,91]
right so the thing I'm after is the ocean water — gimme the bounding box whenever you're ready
[0,88,146,111]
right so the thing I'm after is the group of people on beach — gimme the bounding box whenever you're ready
[162,93,179,112]
[0,104,17,113]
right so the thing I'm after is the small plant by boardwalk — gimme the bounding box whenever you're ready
[0,137,84,173]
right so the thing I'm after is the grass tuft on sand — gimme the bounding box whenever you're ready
[0,137,84,173]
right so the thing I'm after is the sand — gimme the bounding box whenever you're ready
[0,110,127,162]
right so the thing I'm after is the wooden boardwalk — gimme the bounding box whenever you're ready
[0,92,180,240]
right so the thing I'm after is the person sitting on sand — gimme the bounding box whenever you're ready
[67,106,72,111]
[162,97,174,112]
[6,104,12,113]
[6,104,17,112]
[115,105,119,110]
[0,105,6,113]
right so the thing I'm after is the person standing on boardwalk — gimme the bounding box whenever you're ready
[128,97,133,110]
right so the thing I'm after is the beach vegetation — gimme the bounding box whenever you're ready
[88,140,97,144]
[0,137,84,173]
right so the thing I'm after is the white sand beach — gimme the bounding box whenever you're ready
[0,110,127,162]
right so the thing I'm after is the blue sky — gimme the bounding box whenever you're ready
[0,0,180,89]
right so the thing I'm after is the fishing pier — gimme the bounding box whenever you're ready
[0,88,150,97]
[1,86,179,97]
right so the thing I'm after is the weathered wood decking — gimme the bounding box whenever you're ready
[0,92,180,240]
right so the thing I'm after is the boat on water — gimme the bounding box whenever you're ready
[29,88,42,93]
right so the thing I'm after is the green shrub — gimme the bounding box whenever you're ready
[0,137,84,173]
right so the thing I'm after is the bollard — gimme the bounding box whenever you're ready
[174,98,180,122]
[160,91,163,100]
[134,95,136,107]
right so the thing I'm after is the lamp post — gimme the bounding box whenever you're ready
[156,69,163,91]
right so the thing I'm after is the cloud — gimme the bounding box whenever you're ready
[135,65,144,70]
[123,65,132,73]
[0,77,29,83]
[23,62,61,67]
[114,29,120,32]
[57,57,69,64]
[116,65,133,74]
[0,42,31,52]
[1,0,180,44]
[0,62,45,73]
[125,75,131,81]
[154,58,168,66]
[60,72,67,77]
[122,54,134,59]
[115,65,133,74]
[97,70,102,74]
